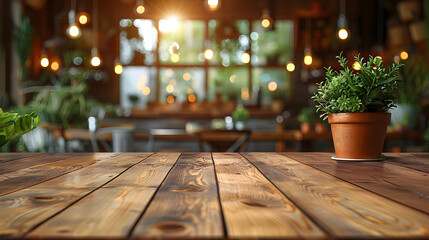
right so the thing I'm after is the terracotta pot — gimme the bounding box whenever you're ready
[328,113,390,159]
[315,120,328,134]
[300,123,312,134]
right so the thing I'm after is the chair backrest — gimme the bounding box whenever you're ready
[195,129,251,152]
[88,116,135,152]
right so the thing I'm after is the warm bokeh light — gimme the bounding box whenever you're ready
[400,51,408,60]
[171,53,180,63]
[261,19,271,28]
[114,62,123,75]
[188,94,196,103]
[352,61,361,70]
[286,62,295,72]
[50,61,60,71]
[183,72,191,81]
[40,56,49,68]
[166,84,174,93]
[136,5,145,14]
[67,23,81,39]
[241,52,250,64]
[137,80,144,90]
[167,95,175,104]
[241,87,249,101]
[304,54,313,66]
[204,48,214,60]
[78,12,89,25]
[268,81,278,92]
[91,56,101,67]
[142,86,151,95]
[338,28,348,40]
[229,75,236,83]
[165,68,173,77]
[207,0,220,11]
[159,16,179,33]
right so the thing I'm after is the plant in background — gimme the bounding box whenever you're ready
[0,108,39,146]
[232,105,250,122]
[297,107,317,124]
[313,53,402,120]
[397,56,429,105]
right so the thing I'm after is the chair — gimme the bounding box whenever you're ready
[88,116,135,152]
[195,129,251,152]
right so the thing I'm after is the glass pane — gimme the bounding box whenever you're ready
[207,67,249,102]
[159,68,205,103]
[207,20,250,66]
[120,19,157,65]
[120,66,157,109]
[159,20,205,65]
[251,20,293,66]
[252,68,290,105]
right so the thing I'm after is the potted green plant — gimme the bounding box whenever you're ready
[232,105,249,130]
[0,108,39,147]
[313,53,402,160]
[297,107,316,134]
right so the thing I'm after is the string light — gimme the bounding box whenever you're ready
[286,62,295,72]
[166,84,174,93]
[204,48,214,60]
[167,95,175,104]
[304,50,313,66]
[241,52,250,64]
[261,9,273,29]
[134,0,145,15]
[66,0,81,39]
[78,12,90,25]
[206,0,220,11]
[400,51,408,60]
[142,86,151,95]
[337,0,349,40]
[183,72,191,81]
[40,51,49,68]
[114,60,123,75]
[50,60,60,72]
[188,94,197,103]
[171,54,180,63]
[90,48,101,67]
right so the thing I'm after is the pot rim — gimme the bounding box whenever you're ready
[328,112,391,124]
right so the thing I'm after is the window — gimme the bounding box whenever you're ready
[119,18,293,109]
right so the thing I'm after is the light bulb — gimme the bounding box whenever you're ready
[171,53,180,63]
[114,62,123,74]
[241,52,250,64]
[134,0,145,15]
[261,19,271,28]
[204,48,214,60]
[286,62,295,72]
[67,23,81,39]
[78,12,90,25]
[261,9,272,28]
[206,0,220,11]
[304,54,312,66]
[91,56,101,67]
[400,51,408,60]
[40,56,49,68]
[338,28,349,40]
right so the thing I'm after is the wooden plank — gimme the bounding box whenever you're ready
[384,153,429,173]
[0,153,151,238]
[0,153,44,163]
[242,152,429,239]
[0,153,118,196]
[131,153,224,238]
[212,153,326,238]
[27,152,179,238]
[284,152,429,214]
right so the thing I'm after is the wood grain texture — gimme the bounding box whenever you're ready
[212,153,326,238]
[242,152,429,239]
[0,153,117,196]
[284,152,429,214]
[0,153,150,238]
[0,153,44,163]
[27,152,180,238]
[384,153,429,173]
[131,153,224,238]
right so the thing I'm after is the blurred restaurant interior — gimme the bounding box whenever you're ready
[0,0,428,153]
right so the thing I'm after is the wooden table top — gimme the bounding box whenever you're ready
[1,152,428,239]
